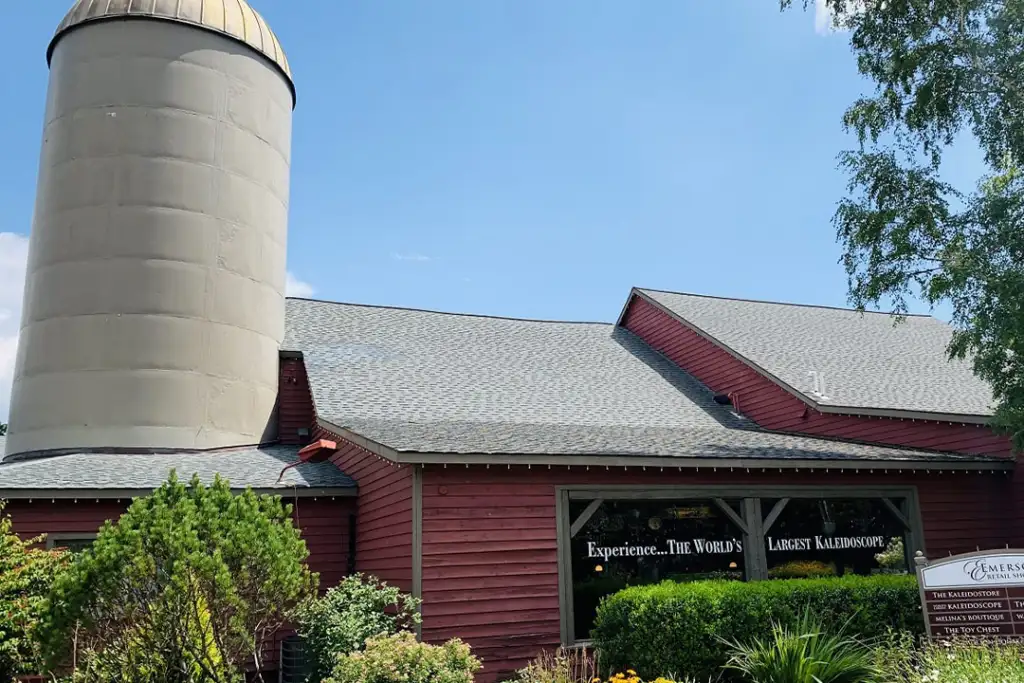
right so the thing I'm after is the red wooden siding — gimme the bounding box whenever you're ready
[317,426,414,591]
[420,465,1014,681]
[279,356,316,445]
[5,499,129,538]
[622,295,1015,458]
[291,497,355,588]
[420,470,561,679]
[3,497,355,588]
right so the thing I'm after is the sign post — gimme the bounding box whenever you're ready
[915,549,1024,639]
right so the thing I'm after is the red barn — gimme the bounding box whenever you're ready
[4,287,1017,681]
[2,4,1020,681]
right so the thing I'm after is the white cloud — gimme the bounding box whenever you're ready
[814,0,835,33]
[0,232,29,423]
[814,0,867,35]
[286,272,315,298]
[391,252,431,262]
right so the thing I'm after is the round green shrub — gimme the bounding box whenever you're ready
[592,574,922,682]
[325,632,480,683]
[294,573,421,682]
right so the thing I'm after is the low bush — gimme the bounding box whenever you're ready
[767,560,836,579]
[504,651,701,683]
[294,573,420,682]
[325,632,480,683]
[592,575,921,682]
[602,673,698,683]
[874,538,906,572]
[876,631,1024,683]
[503,647,600,683]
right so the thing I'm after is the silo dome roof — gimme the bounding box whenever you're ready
[50,0,293,91]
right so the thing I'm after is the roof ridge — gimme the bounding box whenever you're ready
[286,297,613,326]
[637,287,938,319]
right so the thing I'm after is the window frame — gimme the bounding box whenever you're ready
[45,532,98,551]
[556,484,924,645]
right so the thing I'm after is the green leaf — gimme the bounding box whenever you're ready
[37,473,318,683]
[781,0,1024,449]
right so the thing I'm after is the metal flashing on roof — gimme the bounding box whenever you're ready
[49,0,295,103]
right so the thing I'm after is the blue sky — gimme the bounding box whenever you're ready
[0,1,985,419]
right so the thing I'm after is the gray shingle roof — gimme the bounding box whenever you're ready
[0,444,355,494]
[639,289,995,418]
[283,299,999,464]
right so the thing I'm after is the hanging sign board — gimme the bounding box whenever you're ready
[915,550,1024,639]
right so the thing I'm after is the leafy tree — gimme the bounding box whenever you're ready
[0,501,71,683]
[783,0,1024,448]
[295,573,421,682]
[40,473,318,683]
[0,424,7,436]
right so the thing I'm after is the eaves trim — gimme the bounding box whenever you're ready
[316,420,1011,473]
[0,486,358,500]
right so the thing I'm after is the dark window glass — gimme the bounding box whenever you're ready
[51,537,95,553]
[762,498,908,579]
[570,499,745,639]
[280,634,311,683]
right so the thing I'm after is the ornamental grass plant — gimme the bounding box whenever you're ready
[723,609,878,683]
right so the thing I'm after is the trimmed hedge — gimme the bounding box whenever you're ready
[592,575,923,682]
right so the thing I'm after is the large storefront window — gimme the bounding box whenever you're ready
[570,499,746,639]
[561,488,918,643]
[763,498,909,579]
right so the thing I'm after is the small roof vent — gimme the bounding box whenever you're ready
[807,371,831,402]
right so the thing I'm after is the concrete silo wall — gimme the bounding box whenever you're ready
[5,19,293,457]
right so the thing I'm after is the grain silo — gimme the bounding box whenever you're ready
[4,0,295,458]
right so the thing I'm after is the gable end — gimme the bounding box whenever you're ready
[621,293,1014,458]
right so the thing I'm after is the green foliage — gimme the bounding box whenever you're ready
[592,575,921,682]
[767,560,837,579]
[723,609,878,683]
[875,537,906,570]
[39,472,318,683]
[780,0,1024,449]
[503,647,600,683]
[0,502,71,683]
[0,423,6,436]
[876,631,1024,682]
[294,573,421,682]
[324,632,481,683]
[63,583,238,683]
